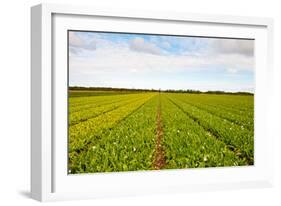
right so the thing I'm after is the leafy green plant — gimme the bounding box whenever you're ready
[68,91,254,174]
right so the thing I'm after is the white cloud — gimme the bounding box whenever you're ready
[161,41,171,49]
[208,38,254,56]
[129,37,162,55]
[226,68,238,74]
[69,32,96,52]
[69,33,254,92]
[70,46,253,74]
[69,32,83,47]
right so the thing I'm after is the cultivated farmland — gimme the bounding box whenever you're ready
[68,90,254,174]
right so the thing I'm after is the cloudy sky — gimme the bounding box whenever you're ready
[68,31,254,92]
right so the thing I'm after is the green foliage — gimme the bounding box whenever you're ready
[161,94,248,169]
[69,94,147,125]
[168,93,254,130]
[68,91,254,174]
[72,96,158,173]
[68,92,157,173]
[166,93,254,164]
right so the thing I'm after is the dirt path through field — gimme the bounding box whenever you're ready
[153,93,166,169]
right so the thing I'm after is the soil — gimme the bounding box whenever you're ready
[153,95,166,169]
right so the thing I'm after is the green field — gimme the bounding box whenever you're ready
[68,90,254,174]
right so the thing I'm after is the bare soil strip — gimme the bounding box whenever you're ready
[153,94,166,170]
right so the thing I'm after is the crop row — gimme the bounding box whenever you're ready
[169,93,254,130]
[161,95,247,169]
[69,95,159,173]
[165,94,254,164]
[69,94,137,113]
[178,94,254,114]
[68,93,156,172]
[68,92,254,174]
[69,94,148,126]
[68,94,142,109]
[69,90,134,98]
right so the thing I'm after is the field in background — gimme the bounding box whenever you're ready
[68,90,254,174]
[69,90,138,98]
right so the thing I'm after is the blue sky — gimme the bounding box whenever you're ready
[69,31,254,92]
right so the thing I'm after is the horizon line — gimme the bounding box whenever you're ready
[68,86,254,94]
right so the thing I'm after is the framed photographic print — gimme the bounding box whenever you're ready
[31,3,274,201]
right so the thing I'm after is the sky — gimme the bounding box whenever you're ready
[68,31,254,92]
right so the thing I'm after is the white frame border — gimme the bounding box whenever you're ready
[31,3,274,202]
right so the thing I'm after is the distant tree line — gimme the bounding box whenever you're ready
[69,86,254,95]
[202,91,254,96]
[165,89,202,94]
[69,86,159,92]
[166,89,253,95]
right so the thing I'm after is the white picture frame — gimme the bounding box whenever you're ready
[31,3,274,202]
